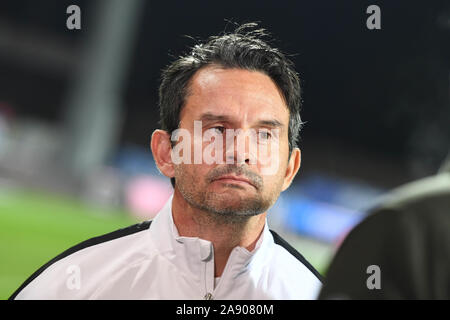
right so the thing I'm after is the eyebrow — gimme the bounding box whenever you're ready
[198,112,285,129]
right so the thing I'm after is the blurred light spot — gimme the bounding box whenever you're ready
[126,175,173,220]
[285,197,365,243]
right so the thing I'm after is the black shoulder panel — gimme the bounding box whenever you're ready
[9,220,152,300]
[270,229,324,283]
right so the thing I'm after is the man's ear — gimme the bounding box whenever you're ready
[281,147,301,191]
[150,129,175,179]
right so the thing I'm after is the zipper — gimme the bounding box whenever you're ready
[204,292,213,300]
[203,243,239,299]
[209,247,237,299]
[203,243,215,300]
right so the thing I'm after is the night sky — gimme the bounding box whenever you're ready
[0,0,449,181]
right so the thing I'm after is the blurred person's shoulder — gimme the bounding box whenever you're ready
[319,172,450,299]
[10,220,155,300]
[375,172,450,212]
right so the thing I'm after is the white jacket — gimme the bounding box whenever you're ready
[11,195,322,300]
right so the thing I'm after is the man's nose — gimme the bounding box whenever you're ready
[225,129,255,164]
[226,149,250,164]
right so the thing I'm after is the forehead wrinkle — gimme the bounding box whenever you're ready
[182,67,289,131]
[192,67,285,107]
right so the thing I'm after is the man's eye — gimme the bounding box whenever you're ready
[209,126,225,134]
[258,130,271,140]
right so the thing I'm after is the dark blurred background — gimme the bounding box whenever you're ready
[0,0,449,298]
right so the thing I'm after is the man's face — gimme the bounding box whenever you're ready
[173,66,295,218]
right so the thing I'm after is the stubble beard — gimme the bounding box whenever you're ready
[174,166,278,225]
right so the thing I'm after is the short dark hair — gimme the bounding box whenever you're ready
[158,22,304,188]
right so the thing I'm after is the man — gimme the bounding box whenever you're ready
[10,23,323,300]
[319,154,450,299]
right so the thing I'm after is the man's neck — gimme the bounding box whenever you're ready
[171,189,267,277]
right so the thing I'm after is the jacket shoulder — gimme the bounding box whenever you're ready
[10,220,152,300]
[270,229,324,283]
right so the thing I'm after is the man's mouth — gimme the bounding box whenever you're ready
[213,175,255,188]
